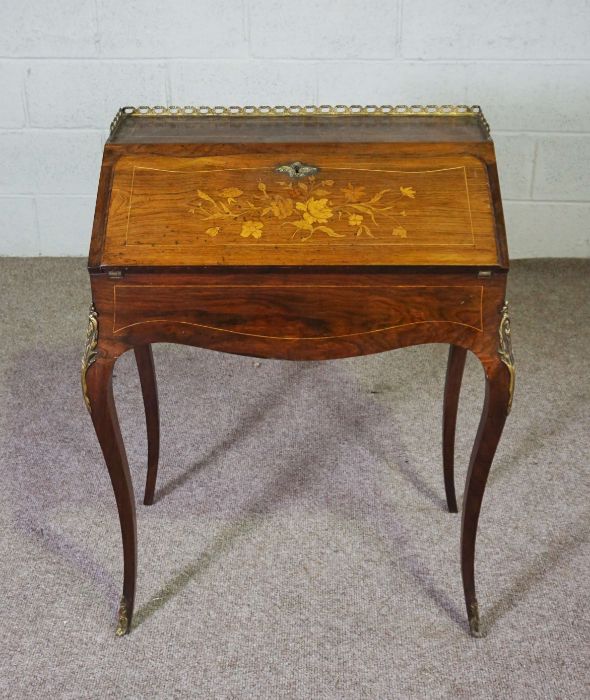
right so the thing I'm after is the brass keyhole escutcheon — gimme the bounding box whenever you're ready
[275,161,319,179]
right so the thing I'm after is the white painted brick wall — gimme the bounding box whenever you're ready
[249,1,400,59]
[1,0,589,257]
[402,0,590,60]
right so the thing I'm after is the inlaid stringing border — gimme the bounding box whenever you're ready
[112,284,484,336]
[121,165,476,248]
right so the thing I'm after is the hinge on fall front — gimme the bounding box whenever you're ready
[107,269,124,279]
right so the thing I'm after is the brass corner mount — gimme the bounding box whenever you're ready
[81,304,98,412]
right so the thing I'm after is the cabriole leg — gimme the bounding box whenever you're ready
[442,344,467,513]
[134,344,160,506]
[84,353,137,636]
[461,358,512,637]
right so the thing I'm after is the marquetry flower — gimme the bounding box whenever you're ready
[348,213,363,226]
[400,186,416,199]
[219,187,243,204]
[342,183,366,203]
[269,196,294,219]
[392,226,408,238]
[240,220,264,239]
[296,197,333,224]
[206,226,220,237]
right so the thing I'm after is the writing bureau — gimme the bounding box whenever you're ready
[83,104,515,637]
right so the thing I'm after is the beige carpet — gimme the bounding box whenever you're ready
[0,258,588,699]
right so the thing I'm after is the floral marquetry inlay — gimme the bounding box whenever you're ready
[102,152,499,266]
[187,176,418,242]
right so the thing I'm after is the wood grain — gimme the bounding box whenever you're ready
[90,269,506,364]
[102,153,498,267]
[112,283,484,337]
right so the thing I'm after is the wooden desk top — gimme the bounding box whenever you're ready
[90,105,507,270]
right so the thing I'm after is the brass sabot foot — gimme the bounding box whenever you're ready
[115,597,130,637]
